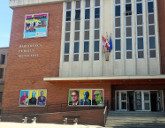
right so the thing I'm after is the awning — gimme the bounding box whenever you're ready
[43,75,165,85]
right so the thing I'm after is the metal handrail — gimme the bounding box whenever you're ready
[1,101,108,116]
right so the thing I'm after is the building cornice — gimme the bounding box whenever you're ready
[9,0,68,8]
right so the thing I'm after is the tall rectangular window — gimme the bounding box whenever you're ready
[0,68,4,79]
[94,0,100,61]
[136,0,144,59]
[125,0,132,59]
[147,0,156,58]
[0,92,2,103]
[74,1,81,61]
[1,54,5,64]
[64,2,72,62]
[114,0,121,60]
[84,0,90,61]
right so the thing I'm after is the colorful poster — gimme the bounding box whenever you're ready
[29,90,38,105]
[19,90,29,105]
[92,90,104,106]
[19,89,47,106]
[37,90,47,105]
[80,90,92,105]
[24,13,48,38]
[68,90,80,106]
[68,89,104,106]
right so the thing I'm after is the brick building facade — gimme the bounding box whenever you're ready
[1,0,165,125]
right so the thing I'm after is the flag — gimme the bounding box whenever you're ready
[102,35,110,50]
[109,36,112,52]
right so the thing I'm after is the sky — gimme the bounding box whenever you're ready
[0,1,13,47]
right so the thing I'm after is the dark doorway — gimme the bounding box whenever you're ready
[151,91,157,111]
[127,91,134,111]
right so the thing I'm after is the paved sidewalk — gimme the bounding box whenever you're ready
[0,122,104,128]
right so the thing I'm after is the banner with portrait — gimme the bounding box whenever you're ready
[24,13,48,38]
[19,89,47,106]
[68,89,104,106]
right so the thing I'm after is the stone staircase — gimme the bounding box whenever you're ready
[105,111,165,128]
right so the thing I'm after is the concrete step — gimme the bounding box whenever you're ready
[105,111,165,128]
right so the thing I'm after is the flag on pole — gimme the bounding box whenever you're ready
[102,35,110,50]
[109,36,112,52]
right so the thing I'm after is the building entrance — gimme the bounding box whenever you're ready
[116,90,164,111]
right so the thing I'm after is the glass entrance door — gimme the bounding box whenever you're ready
[143,91,151,111]
[116,90,153,111]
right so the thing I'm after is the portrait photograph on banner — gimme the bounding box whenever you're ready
[92,90,104,106]
[80,90,92,105]
[37,90,47,105]
[24,13,48,38]
[19,90,29,106]
[68,90,80,106]
[28,90,38,105]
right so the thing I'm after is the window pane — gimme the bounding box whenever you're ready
[95,0,100,6]
[149,25,155,35]
[65,32,70,41]
[126,4,131,13]
[75,10,80,20]
[85,0,90,7]
[148,2,154,13]
[94,53,99,60]
[84,31,89,40]
[115,17,120,27]
[115,39,121,51]
[137,3,142,14]
[64,55,69,62]
[76,1,81,8]
[74,54,79,61]
[115,0,120,4]
[150,50,156,58]
[1,55,5,64]
[66,2,71,10]
[95,20,100,29]
[95,30,100,39]
[84,41,89,52]
[66,11,71,21]
[95,8,100,18]
[75,21,80,30]
[84,54,89,61]
[149,14,154,24]
[137,15,142,25]
[127,51,132,59]
[64,43,70,54]
[115,28,121,38]
[74,42,79,53]
[138,38,143,49]
[126,27,132,37]
[65,22,70,31]
[126,39,132,50]
[0,68,4,78]
[149,37,155,49]
[85,9,90,19]
[138,51,144,58]
[94,41,99,52]
[75,32,80,40]
[115,52,121,59]
[85,20,90,29]
[137,26,143,36]
[126,16,131,26]
[115,6,120,16]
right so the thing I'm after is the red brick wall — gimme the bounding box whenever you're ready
[157,0,165,74]
[37,109,104,125]
[2,2,63,108]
